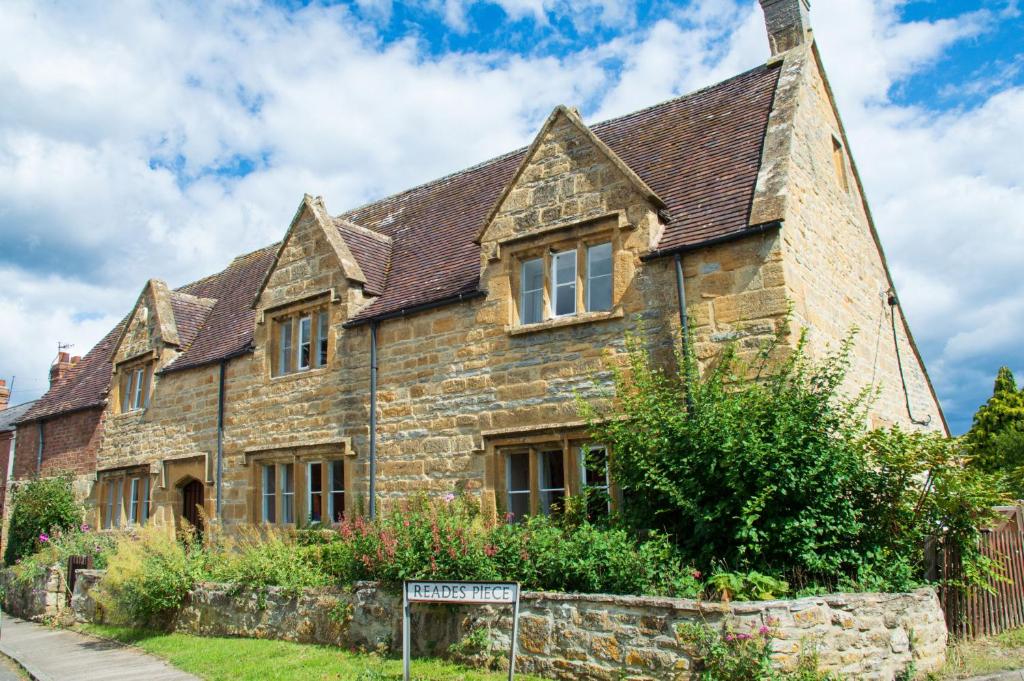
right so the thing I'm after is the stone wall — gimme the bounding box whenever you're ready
[67,570,946,681]
[777,45,944,432]
[1,564,67,622]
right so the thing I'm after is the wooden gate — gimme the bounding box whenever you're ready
[66,554,94,605]
[938,505,1024,639]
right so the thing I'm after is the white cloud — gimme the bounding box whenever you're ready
[0,0,1018,436]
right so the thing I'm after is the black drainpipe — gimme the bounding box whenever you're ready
[36,420,44,473]
[216,360,226,520]
[369,321,379,520]
[674,254,693,410]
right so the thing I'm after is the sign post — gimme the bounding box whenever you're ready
[403,580,521,681]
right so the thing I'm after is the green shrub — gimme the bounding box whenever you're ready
[584,329,1005,592]
[208,526,330,595]
[10,524,118,588]
[4,474,82,566]
[679,619,839,680]
[95,526,200,626]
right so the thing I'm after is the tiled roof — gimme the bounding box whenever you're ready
[18,322,125,423]
[163,245,278,373]
[169,293,216,349]
[344,63,780,323]
[336,221,392,296]
[0,401,38,432]
[22,64,780,420]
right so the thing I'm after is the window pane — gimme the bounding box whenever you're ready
[539,449,565,516]
[104,483,114,529]
[586,243,613,312]
[281,463,295,524]
[113,479,124,528]
[298,316,312,369]
[520,258,544,325]
[508,492,530,524]
[142,477,151,525]
[278,321,293,375]
[507,452,529,492]
[317,311,329,367]
[262,464,276,523]
[552,250,577,317]
[129,478,139,524]
[308,462,323,523]
[122,373,133,413]
[329,461,344,522]
[582,445,610,518]
[133,368,145,409]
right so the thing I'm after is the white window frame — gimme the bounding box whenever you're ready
[278,320,293,375]
[585,242,613,312]
[112,479,123,528]
[297,315,312,370]
[506,451,531,523]
[280,463,295,524]
[519,257,545,325]
[141,477,150,524]
[128,478,140,524]
[550,249,577,318]
[328,460,344,523]
[131,367,146,410]
[537,448,566,516]
[121,371,134,413]
[580,444,611,514]
[307,461,323,523]
[261,464,276,523]
[317,310,329,367]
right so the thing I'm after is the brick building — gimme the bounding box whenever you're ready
[11,0,946,535]
[0,382,36,524]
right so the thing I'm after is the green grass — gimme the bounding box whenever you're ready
[79,624,546,681]
[936,627,1024,679]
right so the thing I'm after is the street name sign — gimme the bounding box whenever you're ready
[402,580,521,681]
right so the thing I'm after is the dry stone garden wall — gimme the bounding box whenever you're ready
[42,568,948,681]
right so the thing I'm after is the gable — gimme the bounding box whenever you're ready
[113,279,180,365]
[478,106,665,246]
[254,195,369,312]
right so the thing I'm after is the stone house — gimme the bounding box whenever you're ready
[9,0,946,536]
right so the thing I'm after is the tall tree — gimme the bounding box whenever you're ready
[968,367,1024,496]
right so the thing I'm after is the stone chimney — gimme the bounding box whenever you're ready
[49,352,80,387]
[759,0,812,55]
[0,380,9,411]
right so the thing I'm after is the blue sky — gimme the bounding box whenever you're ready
[0,0,1021,434]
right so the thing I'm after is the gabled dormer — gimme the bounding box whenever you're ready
[252,194,390,379]
[477,105,667,334]
[111,279,215,413]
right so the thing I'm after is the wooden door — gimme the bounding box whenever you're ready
[181,479,205,537]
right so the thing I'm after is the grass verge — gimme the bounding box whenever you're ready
[79,624,546,681]
[937,628,1024,679]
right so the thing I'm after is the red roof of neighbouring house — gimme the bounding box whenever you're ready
[19,63,780,422]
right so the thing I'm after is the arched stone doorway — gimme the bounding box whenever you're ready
[181,478,205,538]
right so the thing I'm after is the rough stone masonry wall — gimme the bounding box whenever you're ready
[63,569,946,681]
[779,46,943,431]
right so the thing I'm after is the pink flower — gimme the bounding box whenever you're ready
[484,544,497,557]
[505,512,515,522]
[736,633,752,641]
[691,570,702,580]
[80,523,91,532]
[725,633,735,642]
[759,626,771,636]
[443,493,456,503]
[38,533,49,543]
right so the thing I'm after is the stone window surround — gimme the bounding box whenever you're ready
[502,214,627,336]
[113,352,157,415]
[831,133,850,194]
[245,441,355,525]
[487,428,617,521]
[96,466,152,529]
[264,293,334,380]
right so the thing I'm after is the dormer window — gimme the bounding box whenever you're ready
[516,239,614,327]
[272,307,330,377]
[118,360,154,413]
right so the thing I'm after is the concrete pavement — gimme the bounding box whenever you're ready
[0,614,198,681]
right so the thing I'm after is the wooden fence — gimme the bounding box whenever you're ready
[936,505,1024,639]
[66,554,93,605]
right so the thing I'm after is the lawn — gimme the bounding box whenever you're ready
[80,624,547,681]
[938,627,1024,679]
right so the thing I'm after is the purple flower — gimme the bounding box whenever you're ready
[725,633,735,642]
[80,523,91,532]
[38,533,49,543]
[759,625,771,636]
[736,633,752,641]
[443,493,456,503]
[505,512,515,522]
